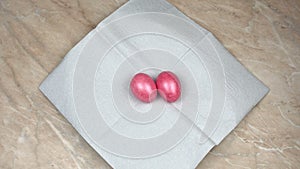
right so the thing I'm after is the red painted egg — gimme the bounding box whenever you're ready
[156,71,181,103]
[130,73,157,103]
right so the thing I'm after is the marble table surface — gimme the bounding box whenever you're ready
[0,0,299,168]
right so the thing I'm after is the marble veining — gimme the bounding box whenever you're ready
[0,0,299,168]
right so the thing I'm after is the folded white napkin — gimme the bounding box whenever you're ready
[40,0,269,168]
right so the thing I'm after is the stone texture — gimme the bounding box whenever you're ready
[0,0,299,168]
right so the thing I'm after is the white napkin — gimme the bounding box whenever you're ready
[40,0,269,168]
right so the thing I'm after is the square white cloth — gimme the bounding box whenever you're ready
[40,0,269,168]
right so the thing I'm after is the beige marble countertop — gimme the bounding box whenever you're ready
[0,0,299,168]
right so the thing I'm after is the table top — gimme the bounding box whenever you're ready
[0,0,299,168]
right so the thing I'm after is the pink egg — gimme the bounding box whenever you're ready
[156,71,181,103]
[130,73,157,103]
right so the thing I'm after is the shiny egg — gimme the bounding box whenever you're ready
[130,73,157,103]
[156,71,181,103]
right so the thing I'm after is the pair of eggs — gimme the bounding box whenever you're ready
[130,71,181,103]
